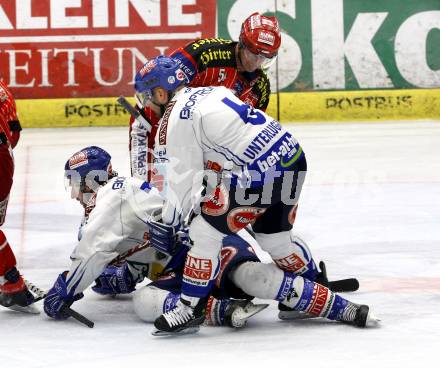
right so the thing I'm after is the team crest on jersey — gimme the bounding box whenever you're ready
[258,31,275,46]
[226,207,266,233]
[202,184,230,216]
[68,152,88,169]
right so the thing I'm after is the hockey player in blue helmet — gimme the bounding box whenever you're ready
[132,54,378,335]
[45,145,270,326]
[134,55,188,116]
[45,145,165,320]
[64,146,117,210]
[45,146,379,330]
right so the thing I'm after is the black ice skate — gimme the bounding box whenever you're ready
[152,298,207,336]
[342,304,380,328]
[0,267,39,314]
[0,289,39,314]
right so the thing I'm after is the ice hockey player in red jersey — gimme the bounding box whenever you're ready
[0,79,37,313]
[170,12,280,112]
[129,12,281,181]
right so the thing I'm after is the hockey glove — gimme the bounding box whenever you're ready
[92,263,136,295]
[44,272,84,320]
[148,218,180,255]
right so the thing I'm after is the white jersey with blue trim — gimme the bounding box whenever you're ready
[153,86,302,226]
[65,176,172,295]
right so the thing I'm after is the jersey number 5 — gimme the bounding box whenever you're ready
[221,97,266,125]
[218,69,226,82]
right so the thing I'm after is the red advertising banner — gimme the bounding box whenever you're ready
[0,0,216,99]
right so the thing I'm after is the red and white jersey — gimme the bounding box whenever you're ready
[129,39,272,181]
[0,80,20,147]
[0,80,20,148]
[170,38,271,112]
[0,81,18,218]
[129,105,160,181]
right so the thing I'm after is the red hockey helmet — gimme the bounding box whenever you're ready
[239,12,281,59]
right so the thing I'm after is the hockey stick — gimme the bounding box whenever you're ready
[109,241,151,266]
[319,262,359,293]
[25,281,94,328]
[328,278,359,293]
[242,228,360,293]
[117,96,152,133]
[20,243,151,327]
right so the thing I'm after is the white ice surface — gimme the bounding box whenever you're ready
[1,121,440,368]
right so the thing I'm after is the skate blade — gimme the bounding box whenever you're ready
[231,303,269,328]
[151,326,200,337]
[278,310,316,321]
[6,303,40,314]
[366,311,381,327]
[244,303,269,318]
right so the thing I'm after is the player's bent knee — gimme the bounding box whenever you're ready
[231,262,284,299]
[132,285,174,322]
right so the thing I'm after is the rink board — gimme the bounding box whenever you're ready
[16,89,440,127]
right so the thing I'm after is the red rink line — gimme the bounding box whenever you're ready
[361,277,440,293]
[18,145,30,268]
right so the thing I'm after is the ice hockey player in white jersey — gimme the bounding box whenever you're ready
[43,146,174,319]
[134,56,377,334]
[43,146,266,327]
[133,233,379,334]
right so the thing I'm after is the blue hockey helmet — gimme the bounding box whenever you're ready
[64,146,117,194]
[134,55,188,106]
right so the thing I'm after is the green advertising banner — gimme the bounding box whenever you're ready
[7,0,440,125]
[218,0,440,92]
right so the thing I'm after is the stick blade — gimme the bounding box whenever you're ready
[329,278,360,292]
